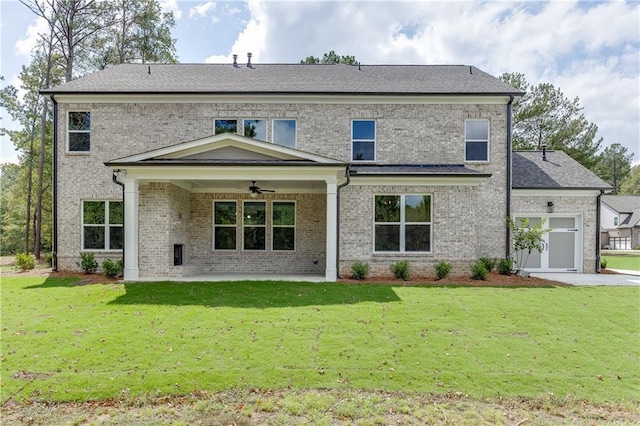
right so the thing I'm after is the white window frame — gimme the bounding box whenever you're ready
[272,200,296,252]
[613,216,619,226]
[213,118,239,135]
[272,119,297,148]
[464,119,490,162]
[68,111,91,153]
[242,118,268,142]
[352,119,376,162]
[212,201,238,251]
[373,194,432,253]
[81,200,122,251]
[242,200,267,251]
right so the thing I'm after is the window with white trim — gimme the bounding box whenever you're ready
[82,200,122,250]
[352,119,375,161]
[465,119,489,162]
[272,201,295,251]
[243,201,266,250]
[613,216,619,226]
[272,119,296,148]
[214,119,237,135]
[374,195,432,252]
[243,119,267,141]
[68,112,91,152]
[213,201,237,250]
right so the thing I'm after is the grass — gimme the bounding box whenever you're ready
[1,277,639,408]
[604,254,640,271]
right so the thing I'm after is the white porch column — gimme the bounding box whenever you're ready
[325,179,338,281]
[122,177,139,281]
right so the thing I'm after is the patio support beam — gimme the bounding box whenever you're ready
[122,177,139,280]
[325,179,338,281]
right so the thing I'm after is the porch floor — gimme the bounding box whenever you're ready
[136,273,327,282]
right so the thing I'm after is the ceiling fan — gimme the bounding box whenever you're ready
[248,180,275,195]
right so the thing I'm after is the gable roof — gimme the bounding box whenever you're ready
[601,195,640,214]
[619,208,640,228]
[512,150,612,190]
[42,63,522,96]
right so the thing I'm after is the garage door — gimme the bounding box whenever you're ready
[515,215,583,273]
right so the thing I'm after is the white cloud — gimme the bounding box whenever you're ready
[160,0,182,20]
[189,2,217,19]
[15,16,48,58]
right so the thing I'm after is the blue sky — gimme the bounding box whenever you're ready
[1,0,639,165]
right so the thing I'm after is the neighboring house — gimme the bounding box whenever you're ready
[42,61,611,281]
[600,195,640,250]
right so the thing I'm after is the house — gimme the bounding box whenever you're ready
[600,195,640,250]
[42,61,611,281]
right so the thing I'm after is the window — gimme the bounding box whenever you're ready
[374,195,431,252]
[272,201,295,251]
[243,119,267,141]
[613,216,619,226]
[68,112,91,152]
[272,119,296,148]
[243,201,266,250]
[82,200,123,250]
[465,119,489,161]
[352,119,375,161]
[213,201,237,250]
[214,119,237,135]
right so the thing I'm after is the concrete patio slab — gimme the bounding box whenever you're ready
[530,272,640,286]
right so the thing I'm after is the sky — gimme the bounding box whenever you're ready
[1,0,639,165]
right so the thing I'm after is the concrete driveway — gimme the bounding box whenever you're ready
[531,270,640,286]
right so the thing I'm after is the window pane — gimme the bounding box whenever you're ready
[109,202,123,224]
[69,133,90,151]
[273,227,295,251]
[244,202,265,225]
[405,195,431,222]
[244,227,265,250]
[215,202,236,225]
[375,225,400,251]
[466,120,488,140]
[84,201,105,224]
[244,119,267,141]
[273,120,296,148]
[353,141,375,161]
[549,232,575,268]
[406,225,431,252]
[84,227,105,249]
[109,226,123,250]
[215,119,237,134]
[466,141,487,161]
[375,196,400,222]
[69,112,90,130]
[273,202,295,225]
[352,120,375,140]
[215,227,236,250]
[549,217,575,228]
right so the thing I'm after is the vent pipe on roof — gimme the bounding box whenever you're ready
[469,66,472,74]
[542,143,547,161]
[147,65,151,75]
[233,54,238,67]
[247,52,252,68]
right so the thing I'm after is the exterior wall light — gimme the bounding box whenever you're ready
[547,201,554,213]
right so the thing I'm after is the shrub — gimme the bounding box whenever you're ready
[434,261,452,279]
[600,258,608,270]
[15,253,36,271]
[390,260,410,281]
[497,258,514,275]
[77,252,98,274]
[471,261,487,280]
[44,253,53,267]
[102,258,123,278]
[350,261,370,280]
[478,257,496,272]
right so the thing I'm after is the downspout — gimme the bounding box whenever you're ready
[596,189,604,273]
[112,170,125,270]
[50,94,58,271]
[336,164,351,279]
[505,95,514,259]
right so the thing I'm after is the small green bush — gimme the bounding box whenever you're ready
[434,261,452,279]
[471,261,487,280]
[44,253,53,267]
[600,258,608,270]
[77,252,98,274]
[15,253,36,271]
[478,257,496,272]
[390,260,410,281]
[350,261,370,280]
[497,258,514,275]
[102,258,123,278]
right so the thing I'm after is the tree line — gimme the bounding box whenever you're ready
[1,38,638,257]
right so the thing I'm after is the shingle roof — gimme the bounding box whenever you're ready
[619,208,640,229]
[351,164,490,177]
[601,195,640,213]
[42,63,522,95]
[512,150,612,190]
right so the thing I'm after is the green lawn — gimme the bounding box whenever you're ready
[604,254,640,271]
[1,277,639,405]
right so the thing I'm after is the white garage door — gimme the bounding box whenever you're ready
[515,215,583,273]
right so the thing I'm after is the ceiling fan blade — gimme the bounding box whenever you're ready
[260,189,275,192]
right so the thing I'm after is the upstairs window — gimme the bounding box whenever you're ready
[352,119,375,161]
[614,216,619,226]
[243,119,267,141]
[374,195,432,253]
[214,119,237,135]
[82,200,123,250]
[465,119,489,162]
[68,112,91,152]
[272,119,296,148]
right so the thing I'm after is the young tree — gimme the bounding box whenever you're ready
[300,50,358,65]
[506,217,550,276]
[619,165,640,195]
[593,143,634,194]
